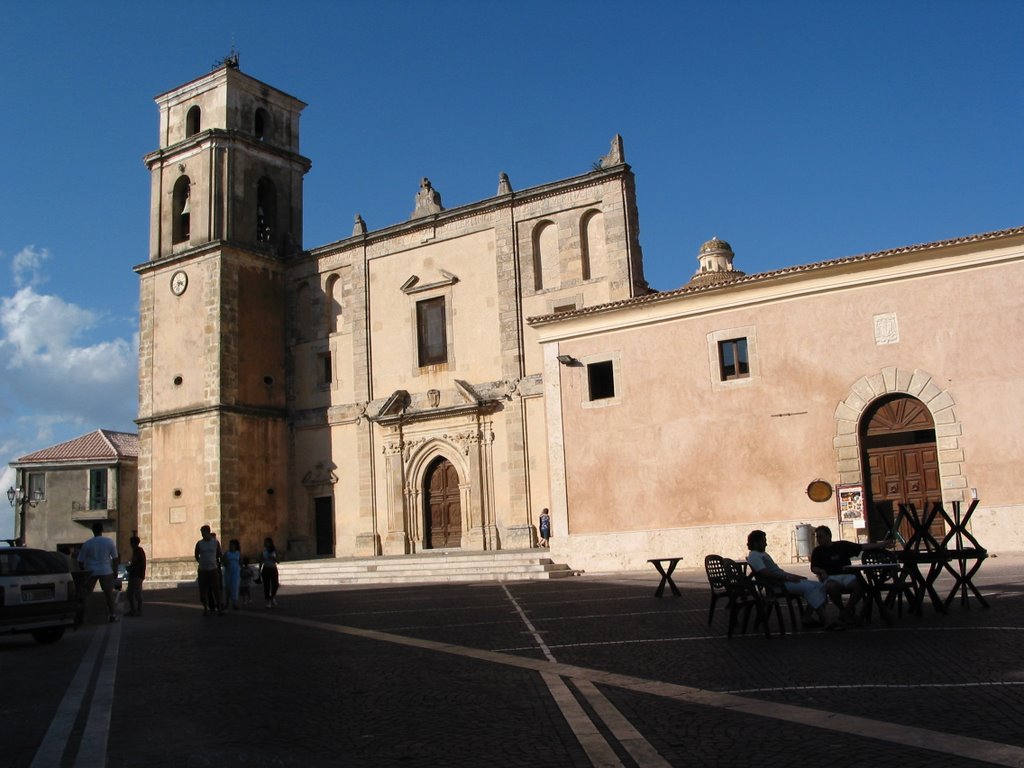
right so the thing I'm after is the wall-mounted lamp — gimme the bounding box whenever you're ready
[556,354,579,366]
[7,486,41,546]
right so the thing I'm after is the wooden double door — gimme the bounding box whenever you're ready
[862,395,942,541]
[424,457,462,549]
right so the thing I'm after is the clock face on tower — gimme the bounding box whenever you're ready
[170,270,188,296]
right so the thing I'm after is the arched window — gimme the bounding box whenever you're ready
[185,106,201,138]
[580,210,606,281]
[254,108,270,141]
[532,221,558,291]
[325,274,342,334]
[256,177,277,244]
[172,176,191,244]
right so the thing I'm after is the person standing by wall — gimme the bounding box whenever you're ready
[194,525,224,616]
[538,509,551,548]
[260,537,280,608]
[77,522,120,623]
[125,535,147,617]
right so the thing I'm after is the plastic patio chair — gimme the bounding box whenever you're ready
[722,558,785,637]
[703,555,731,626]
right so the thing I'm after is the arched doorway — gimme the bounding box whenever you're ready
[861,394,942,541]
[424,457,461,549]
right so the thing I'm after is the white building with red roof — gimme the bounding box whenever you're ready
[9,429,138,557]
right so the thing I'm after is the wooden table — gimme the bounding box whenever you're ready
[885,501,989,613]
[648,557,683,597]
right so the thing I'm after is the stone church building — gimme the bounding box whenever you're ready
[135,61,646,573]
[136,61,1023,576]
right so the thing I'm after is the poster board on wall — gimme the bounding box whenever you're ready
[836,483,866,529]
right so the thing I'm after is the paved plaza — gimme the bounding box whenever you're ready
[3,554,1023,767]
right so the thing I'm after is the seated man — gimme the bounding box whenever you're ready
[746,529,830,628]
[810,525,888,622]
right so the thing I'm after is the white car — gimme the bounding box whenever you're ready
[0,547,80,644]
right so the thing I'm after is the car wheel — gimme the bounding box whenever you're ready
[31,627,66,644]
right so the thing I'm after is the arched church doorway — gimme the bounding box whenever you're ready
[424,457,461,549]
[861,394,942,541]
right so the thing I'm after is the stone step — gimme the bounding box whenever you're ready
[276,549,576,586]
[146,549,576,588]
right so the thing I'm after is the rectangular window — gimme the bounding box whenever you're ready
[27,473,45,501]
[319,352,333,385]
[587,360,616,400]
[719,338,750,380]
[89,469,108,510]
[417,297,447,366]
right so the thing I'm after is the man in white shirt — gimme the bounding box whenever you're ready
[746,529,831,628]
[77,522,120,623]
[194,525,224,616]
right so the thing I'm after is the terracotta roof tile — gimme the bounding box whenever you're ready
[15,429,138,464]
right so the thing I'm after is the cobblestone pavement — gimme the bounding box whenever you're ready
[2,554,1022,767]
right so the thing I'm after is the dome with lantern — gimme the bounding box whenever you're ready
[687,236,745,287]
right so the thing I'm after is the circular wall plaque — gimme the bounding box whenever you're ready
[806,479,833,502]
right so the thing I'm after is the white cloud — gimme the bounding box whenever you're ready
[12,246,50,289]
[0,250,138,510]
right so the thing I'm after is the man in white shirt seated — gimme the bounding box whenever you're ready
[746,529,832,629]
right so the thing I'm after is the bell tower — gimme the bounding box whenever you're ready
[135,59,311,569]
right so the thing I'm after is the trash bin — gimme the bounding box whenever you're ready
[795,523,814,558]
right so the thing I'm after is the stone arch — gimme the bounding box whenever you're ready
[834,366,965,502]
[404,438,469,549]
[579,208,606,281]
[256,176,277,245]
[532,220,558,291]
[172,175,191,244]
[185,105,201,137]
[325,273,342,334]
[254,107,271,142]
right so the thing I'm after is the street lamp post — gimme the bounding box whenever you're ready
[7,486,41,546]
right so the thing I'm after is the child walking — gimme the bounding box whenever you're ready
[538,508,551,548]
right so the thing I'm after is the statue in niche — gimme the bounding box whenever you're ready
[411,177,443,218]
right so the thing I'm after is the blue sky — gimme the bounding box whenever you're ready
[1,2,1021,537]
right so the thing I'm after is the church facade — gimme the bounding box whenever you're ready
[136,62,1023,576]
[134,62,647,571]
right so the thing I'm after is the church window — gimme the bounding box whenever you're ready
[416,297,447,366]
[172,176,191,244]
[718,338,749,380]
[254,108,270,141]
[185,106,201,137]
[256,177,276,244]
[318,352,333,386]
[587,360,615,401]
[89,469,108,510]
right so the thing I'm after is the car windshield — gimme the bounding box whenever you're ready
[0,549,71,576]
